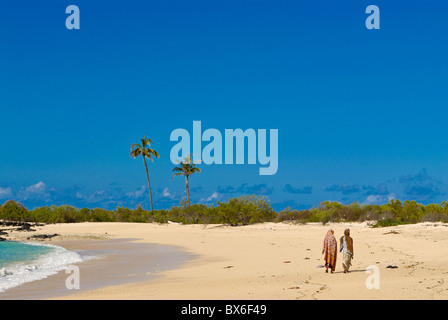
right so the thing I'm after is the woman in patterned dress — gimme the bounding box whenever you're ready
[322,229,337,273]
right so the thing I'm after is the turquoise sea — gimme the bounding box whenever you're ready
[0,241,84,293]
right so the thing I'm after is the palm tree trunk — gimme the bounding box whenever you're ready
[185,175,190,205]
[143,156,153,211]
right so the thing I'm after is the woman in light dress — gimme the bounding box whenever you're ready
[340,228,354,273]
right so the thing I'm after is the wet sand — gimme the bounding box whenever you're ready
[0,237,195,300]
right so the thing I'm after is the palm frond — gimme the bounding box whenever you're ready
[130,147,142,158]
[172,155,201,178]
[147,148,160,158]
[171,172,184,180]
[141,136,153,148]
[130,143,142,150]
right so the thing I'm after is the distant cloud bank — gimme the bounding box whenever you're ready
[0,169,444,211]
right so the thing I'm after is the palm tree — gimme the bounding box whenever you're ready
[130,136,160,211]
[172,155,201,205]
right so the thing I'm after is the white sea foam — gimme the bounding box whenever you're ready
[0,242,90,293]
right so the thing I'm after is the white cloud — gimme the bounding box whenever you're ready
[365,193,396,205]
[204,191,220,202]
[0,187,13,199]
[17,181,50,201]
[162,188,172,198]
[126,185,146,199]
[25,181,46,194]
[87,190,106,201]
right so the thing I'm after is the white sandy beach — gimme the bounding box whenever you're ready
[3,221,448,300]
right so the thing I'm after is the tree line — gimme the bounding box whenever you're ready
[1,197,448,227]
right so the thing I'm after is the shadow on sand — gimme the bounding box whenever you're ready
[331,269,367,274]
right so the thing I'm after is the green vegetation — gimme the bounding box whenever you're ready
[277,199,448,227]
[1,198,448,227]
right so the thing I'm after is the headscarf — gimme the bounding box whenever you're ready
[340,228,354,255]
[323,229,337,271]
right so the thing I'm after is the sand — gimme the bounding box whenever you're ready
[2,221,448,300]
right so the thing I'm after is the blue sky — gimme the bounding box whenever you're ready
[1,0,447,211]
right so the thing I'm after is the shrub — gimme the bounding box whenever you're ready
[215,195,275,226]
[0,200,30,222]
[276,207,312,223]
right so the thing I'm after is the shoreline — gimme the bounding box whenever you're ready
[0,235,196,300]
[1,221,448,300]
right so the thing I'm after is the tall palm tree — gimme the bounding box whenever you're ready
[172,155,201,205]
[130,136,159,211]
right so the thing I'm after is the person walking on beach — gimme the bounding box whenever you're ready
[340,228,354,273]
[322,229,337,273]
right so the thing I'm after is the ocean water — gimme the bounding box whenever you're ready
[0,241,85,293]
